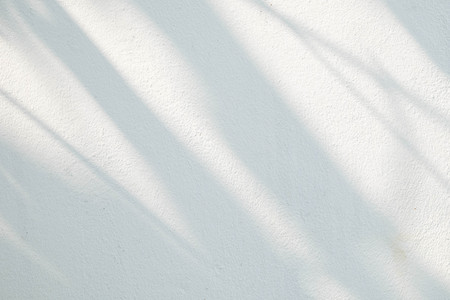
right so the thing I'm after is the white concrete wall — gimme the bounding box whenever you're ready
[1,0,449,299]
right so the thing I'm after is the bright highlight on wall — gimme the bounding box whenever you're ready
[1,0,449,299]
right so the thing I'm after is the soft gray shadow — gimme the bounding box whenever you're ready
[261,9,450,192]
[130,0,406,299]
[0,139,202,299]
[383,0,450,75]
[3,0,447,298]
[0,88,201,262]
[1,0,305,298]
[245,1,450,298]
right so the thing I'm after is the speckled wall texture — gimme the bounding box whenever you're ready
[1,0,449,299]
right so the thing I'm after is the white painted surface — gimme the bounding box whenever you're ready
[1,0,449,299]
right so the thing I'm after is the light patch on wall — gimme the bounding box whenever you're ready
[306,272,357,300]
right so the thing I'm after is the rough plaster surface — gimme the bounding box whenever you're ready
[0,0,449,299]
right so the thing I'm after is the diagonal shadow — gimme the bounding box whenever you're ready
[0,88,202,261]
[244,1,450,298]
[247,0,450,212]
[2,0,307,298]
[0,138,222,298]
[129,0,404,298]
[383,0,450,76]
[3,0,447,298]
[251,7,450,193]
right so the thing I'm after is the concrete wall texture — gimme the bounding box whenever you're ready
[1,0,449,299]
